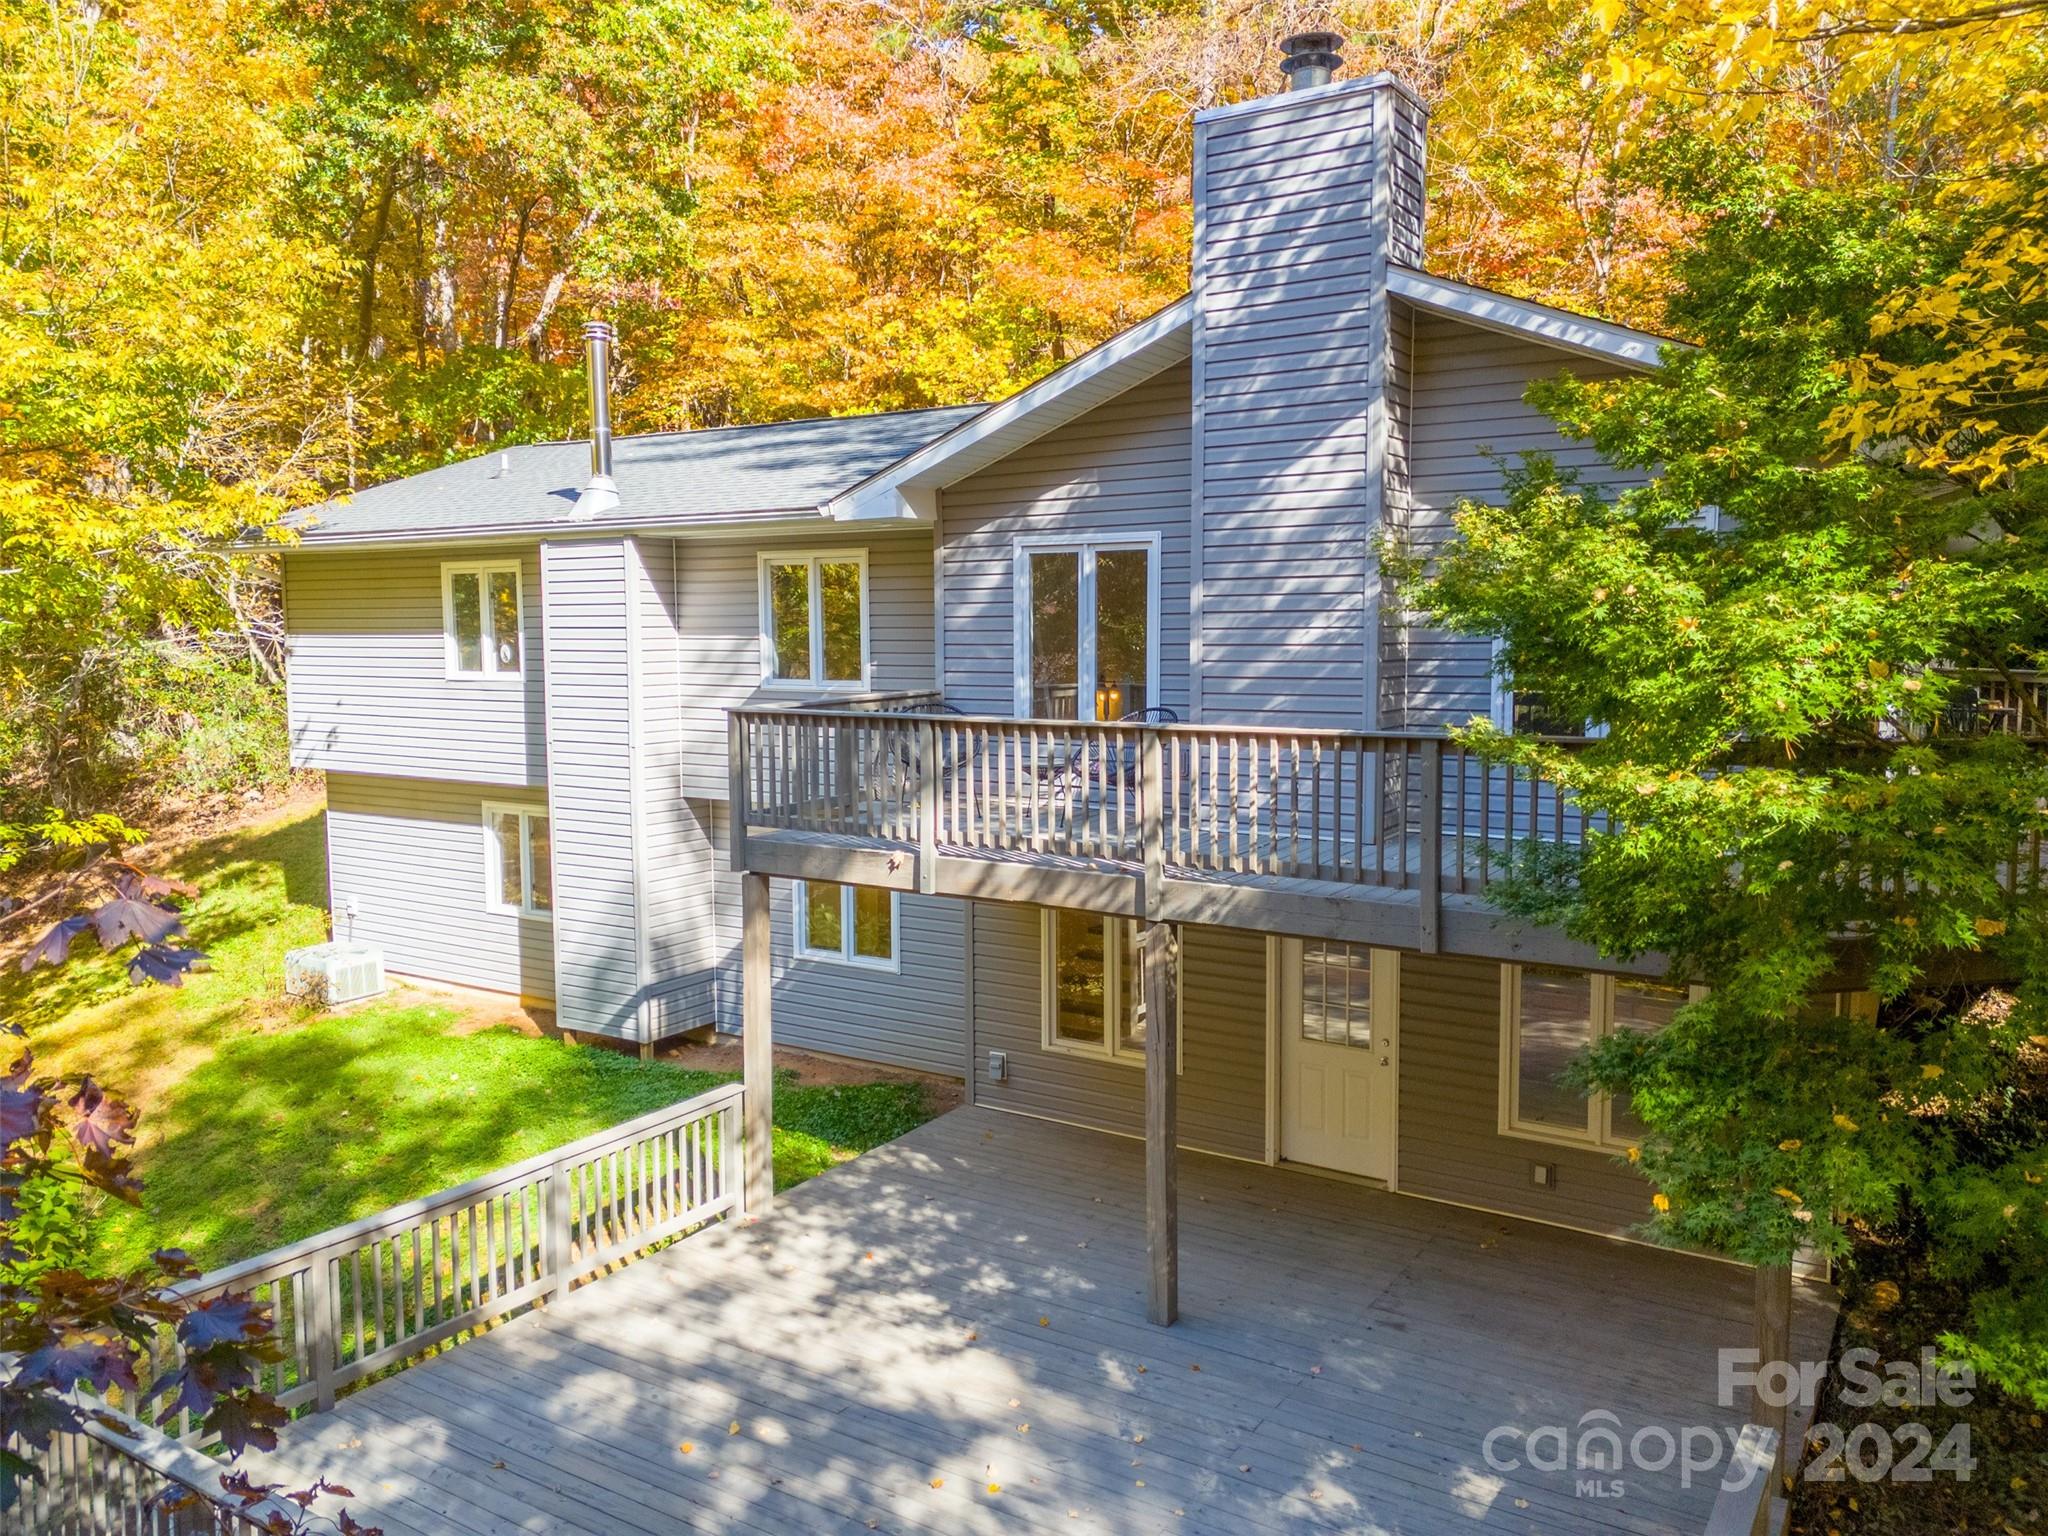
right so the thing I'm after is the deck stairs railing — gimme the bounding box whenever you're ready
[14,1081,745,1534]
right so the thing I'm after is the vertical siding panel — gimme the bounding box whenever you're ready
[284,545,545,785]
[325,773,554,1001]
[540,539,643,1040]
[633,537,720,1031]
[1193,80,1424,730]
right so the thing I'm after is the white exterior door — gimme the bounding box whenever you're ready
[1278,941,1397,1182]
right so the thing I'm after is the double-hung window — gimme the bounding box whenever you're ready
[794,881,897,970]
[1014,536,1159,720]
[760,552,868,688]
[483,804,552,920]
[1041,911,1179,1069]
[1498,965,1691,1148]
[444,560,523,678]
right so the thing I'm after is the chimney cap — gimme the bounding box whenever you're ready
[1279,30,1344,89]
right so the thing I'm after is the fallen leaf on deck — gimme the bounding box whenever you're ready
[729,1420,741,1435]
[679,1442,694,1453]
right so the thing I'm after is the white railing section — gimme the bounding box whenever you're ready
[14,1082,745,1533]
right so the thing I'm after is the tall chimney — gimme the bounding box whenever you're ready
[571,320,619,520]
[1278,31,1343,91]
[1187,46,1428,733]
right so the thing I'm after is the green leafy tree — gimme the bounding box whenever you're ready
[1388,184,2048,1405]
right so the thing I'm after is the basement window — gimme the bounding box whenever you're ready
[760,552,868,688]
[795,881,897,970]
[483,804,551,920]
[443,560,523,679]
[1498,965,1692,1149]
[1039,911,1180,1070]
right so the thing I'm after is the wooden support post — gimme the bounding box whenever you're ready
[742,872,775,1217]
[1754,1263,1793,1487]
[1142,920,1179,1326]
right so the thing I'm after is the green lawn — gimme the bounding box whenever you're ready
[1,804,935,1273]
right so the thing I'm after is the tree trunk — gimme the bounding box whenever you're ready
[353,166,398,363]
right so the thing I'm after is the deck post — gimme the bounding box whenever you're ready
[1142,920,1179,1325]
[1417,737,1442,953]
[1753,1262,1793,1487]
[742,871,775,1216]
[727,711,748,871]
[304,1251,337,1412]
[916,717,938,894]
[1141,730,1164,920]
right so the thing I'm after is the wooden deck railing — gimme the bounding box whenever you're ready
[730,706,1593,904]
[15,1082,744,1533]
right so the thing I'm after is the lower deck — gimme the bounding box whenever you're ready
[262,1107,1835,1536]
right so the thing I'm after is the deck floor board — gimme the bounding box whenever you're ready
[259,1108,1834,1535]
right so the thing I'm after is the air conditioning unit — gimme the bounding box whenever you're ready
[284,941,387,1007]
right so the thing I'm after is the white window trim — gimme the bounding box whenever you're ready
[1488,638,1606,736]
[442,559,525,681]
[757,549,872,691]
[482,801,551,922]
[1038,911,1182,1072]
[792,880,900,973]
[1011,532,1163,720]
[1497,965,1702,1150]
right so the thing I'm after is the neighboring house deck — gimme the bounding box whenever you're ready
[254,1109,1833,1536]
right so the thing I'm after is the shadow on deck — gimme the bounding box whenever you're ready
[258,1108,1835,1536]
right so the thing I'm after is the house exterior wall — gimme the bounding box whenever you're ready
[284,545,546,786]
[967,903,1267,1161]
[1191,78,1423,731]
[324,772,555,1002]
[705,804,967,1077]
[1393,311,1638,730]
[1395,952,1657,1234]
[937,365,1193,718]
[675,529,938,798]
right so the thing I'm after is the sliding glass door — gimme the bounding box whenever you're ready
[1017,538,1156,721]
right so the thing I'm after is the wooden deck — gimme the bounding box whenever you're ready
[259,1109,1834,1536]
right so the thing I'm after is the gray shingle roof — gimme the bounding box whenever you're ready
[290,404,985,544]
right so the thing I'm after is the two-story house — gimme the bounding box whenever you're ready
[284,41,1854,1337]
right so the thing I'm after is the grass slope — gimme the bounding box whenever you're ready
[1,805,932,1272]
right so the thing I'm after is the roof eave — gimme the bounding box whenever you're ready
[825,296,1197,522]
[276,506,839,553]
[1387,266,1682,369]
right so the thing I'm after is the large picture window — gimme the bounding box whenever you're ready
[443,560,523,679]
[794,881,897,970]
[1014,536,1159,720]
[1498,965,1690,1148]
[760,552,867,688]
[1040,911,1178,1068]
[483,803,551,920]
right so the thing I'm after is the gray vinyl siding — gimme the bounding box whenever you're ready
[632,538,720,1033]
[1193,79,1423,731]
[539,538,642,1040]
[969,903,1267,1161]
[1397,311,1641,730]
[1380,298,1416,727]
[1387,88,1429,267]
[324,773,554,1002]
[675,531,937,798]
[705,803,967,1077]
[1396,952,1658,1235]
[284,545,545,786]
[938,365,1193,717]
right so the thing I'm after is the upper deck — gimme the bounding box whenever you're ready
[725,697,1641,970]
